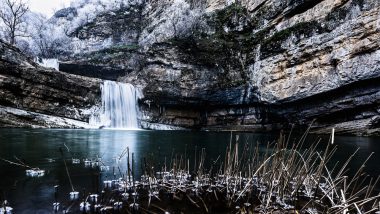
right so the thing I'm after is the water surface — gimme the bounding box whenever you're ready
[0,129,379,213]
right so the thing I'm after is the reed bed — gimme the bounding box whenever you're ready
[1,129,379,214]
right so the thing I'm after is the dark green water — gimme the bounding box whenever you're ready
[0,129,379,213]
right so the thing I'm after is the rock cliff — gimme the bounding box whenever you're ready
[0,40,101,128]
[2,0,380,135]
[58,0,379,135]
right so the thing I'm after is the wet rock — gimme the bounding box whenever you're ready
[2,0,380,135]
[0,41,101,128]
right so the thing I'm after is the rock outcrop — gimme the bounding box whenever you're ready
[2,0,379,135]
[129,0,379,135]
[0,40,101,128]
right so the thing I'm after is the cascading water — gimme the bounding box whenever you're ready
[90,80,140,129]
[35,58,60,70]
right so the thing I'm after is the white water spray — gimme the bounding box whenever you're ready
[90,81,140,129]
[36,58,60,70]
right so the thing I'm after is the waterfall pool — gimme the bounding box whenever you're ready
[0,129,379,212]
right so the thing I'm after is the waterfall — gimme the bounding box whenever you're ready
[35,58,60,71]
[90,81,140,129]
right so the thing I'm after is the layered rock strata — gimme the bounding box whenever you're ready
[0,40,101,128]
[2,0,379,135]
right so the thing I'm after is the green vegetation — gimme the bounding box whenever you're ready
[96,44,140,55]
[168,3,261,88]
[70,21,97,37]
[214,3,248,32]
[169,3,328,88]
[261,21,323,59]
[221,79,247,88]
[72,44,140,64]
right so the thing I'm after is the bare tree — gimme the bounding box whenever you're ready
[0,0,29,45]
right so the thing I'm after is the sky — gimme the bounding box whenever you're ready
[28,0,72,17]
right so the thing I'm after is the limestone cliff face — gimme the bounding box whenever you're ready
[59,3,144,80]
[0,40,101,128]
[24,0,380,134]
[246,0,380,103]
[129,0,380,135]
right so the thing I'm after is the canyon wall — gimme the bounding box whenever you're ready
[1,0,379,135]
[113,0,380,134]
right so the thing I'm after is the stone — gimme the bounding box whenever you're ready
[2,0,380,135]
[0,40,101,128]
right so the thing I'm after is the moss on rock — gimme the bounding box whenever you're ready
[260,21,323,59]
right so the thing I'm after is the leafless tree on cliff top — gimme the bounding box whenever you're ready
[0,0,29,45]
